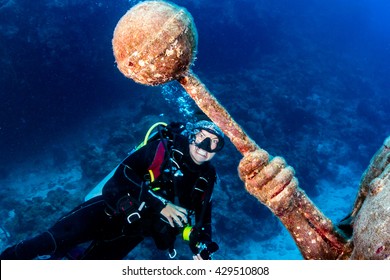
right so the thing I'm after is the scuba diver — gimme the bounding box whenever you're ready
[0,120,224,260]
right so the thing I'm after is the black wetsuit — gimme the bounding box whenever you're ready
[0,135,217,259]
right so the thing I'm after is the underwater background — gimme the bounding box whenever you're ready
[0,0,389,259]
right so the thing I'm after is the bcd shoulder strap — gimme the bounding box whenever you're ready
[147,139,167,183]
[146,122,186,183]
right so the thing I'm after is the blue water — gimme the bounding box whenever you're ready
[0,0,389,260]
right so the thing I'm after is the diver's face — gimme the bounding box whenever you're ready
[189,130,218,165]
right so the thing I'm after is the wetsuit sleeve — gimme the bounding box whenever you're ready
[102,140,168,215]
[196,201,212,242]
[188,172,216,257]
[194,169,216,243]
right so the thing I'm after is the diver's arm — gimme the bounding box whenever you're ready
[194,170,216,241]
[190,174,218,260]
[102,140,170,215]
[195,200,213,242]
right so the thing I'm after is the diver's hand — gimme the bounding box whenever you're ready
[193,254,203,260]
[160,203,188,227]
[191,241,219,260]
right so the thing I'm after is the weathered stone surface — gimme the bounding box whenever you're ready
[351,155,390,259]
[112,1,197,86]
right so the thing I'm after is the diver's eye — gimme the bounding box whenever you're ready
[196,132,205,141]
[210,138,219,149]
